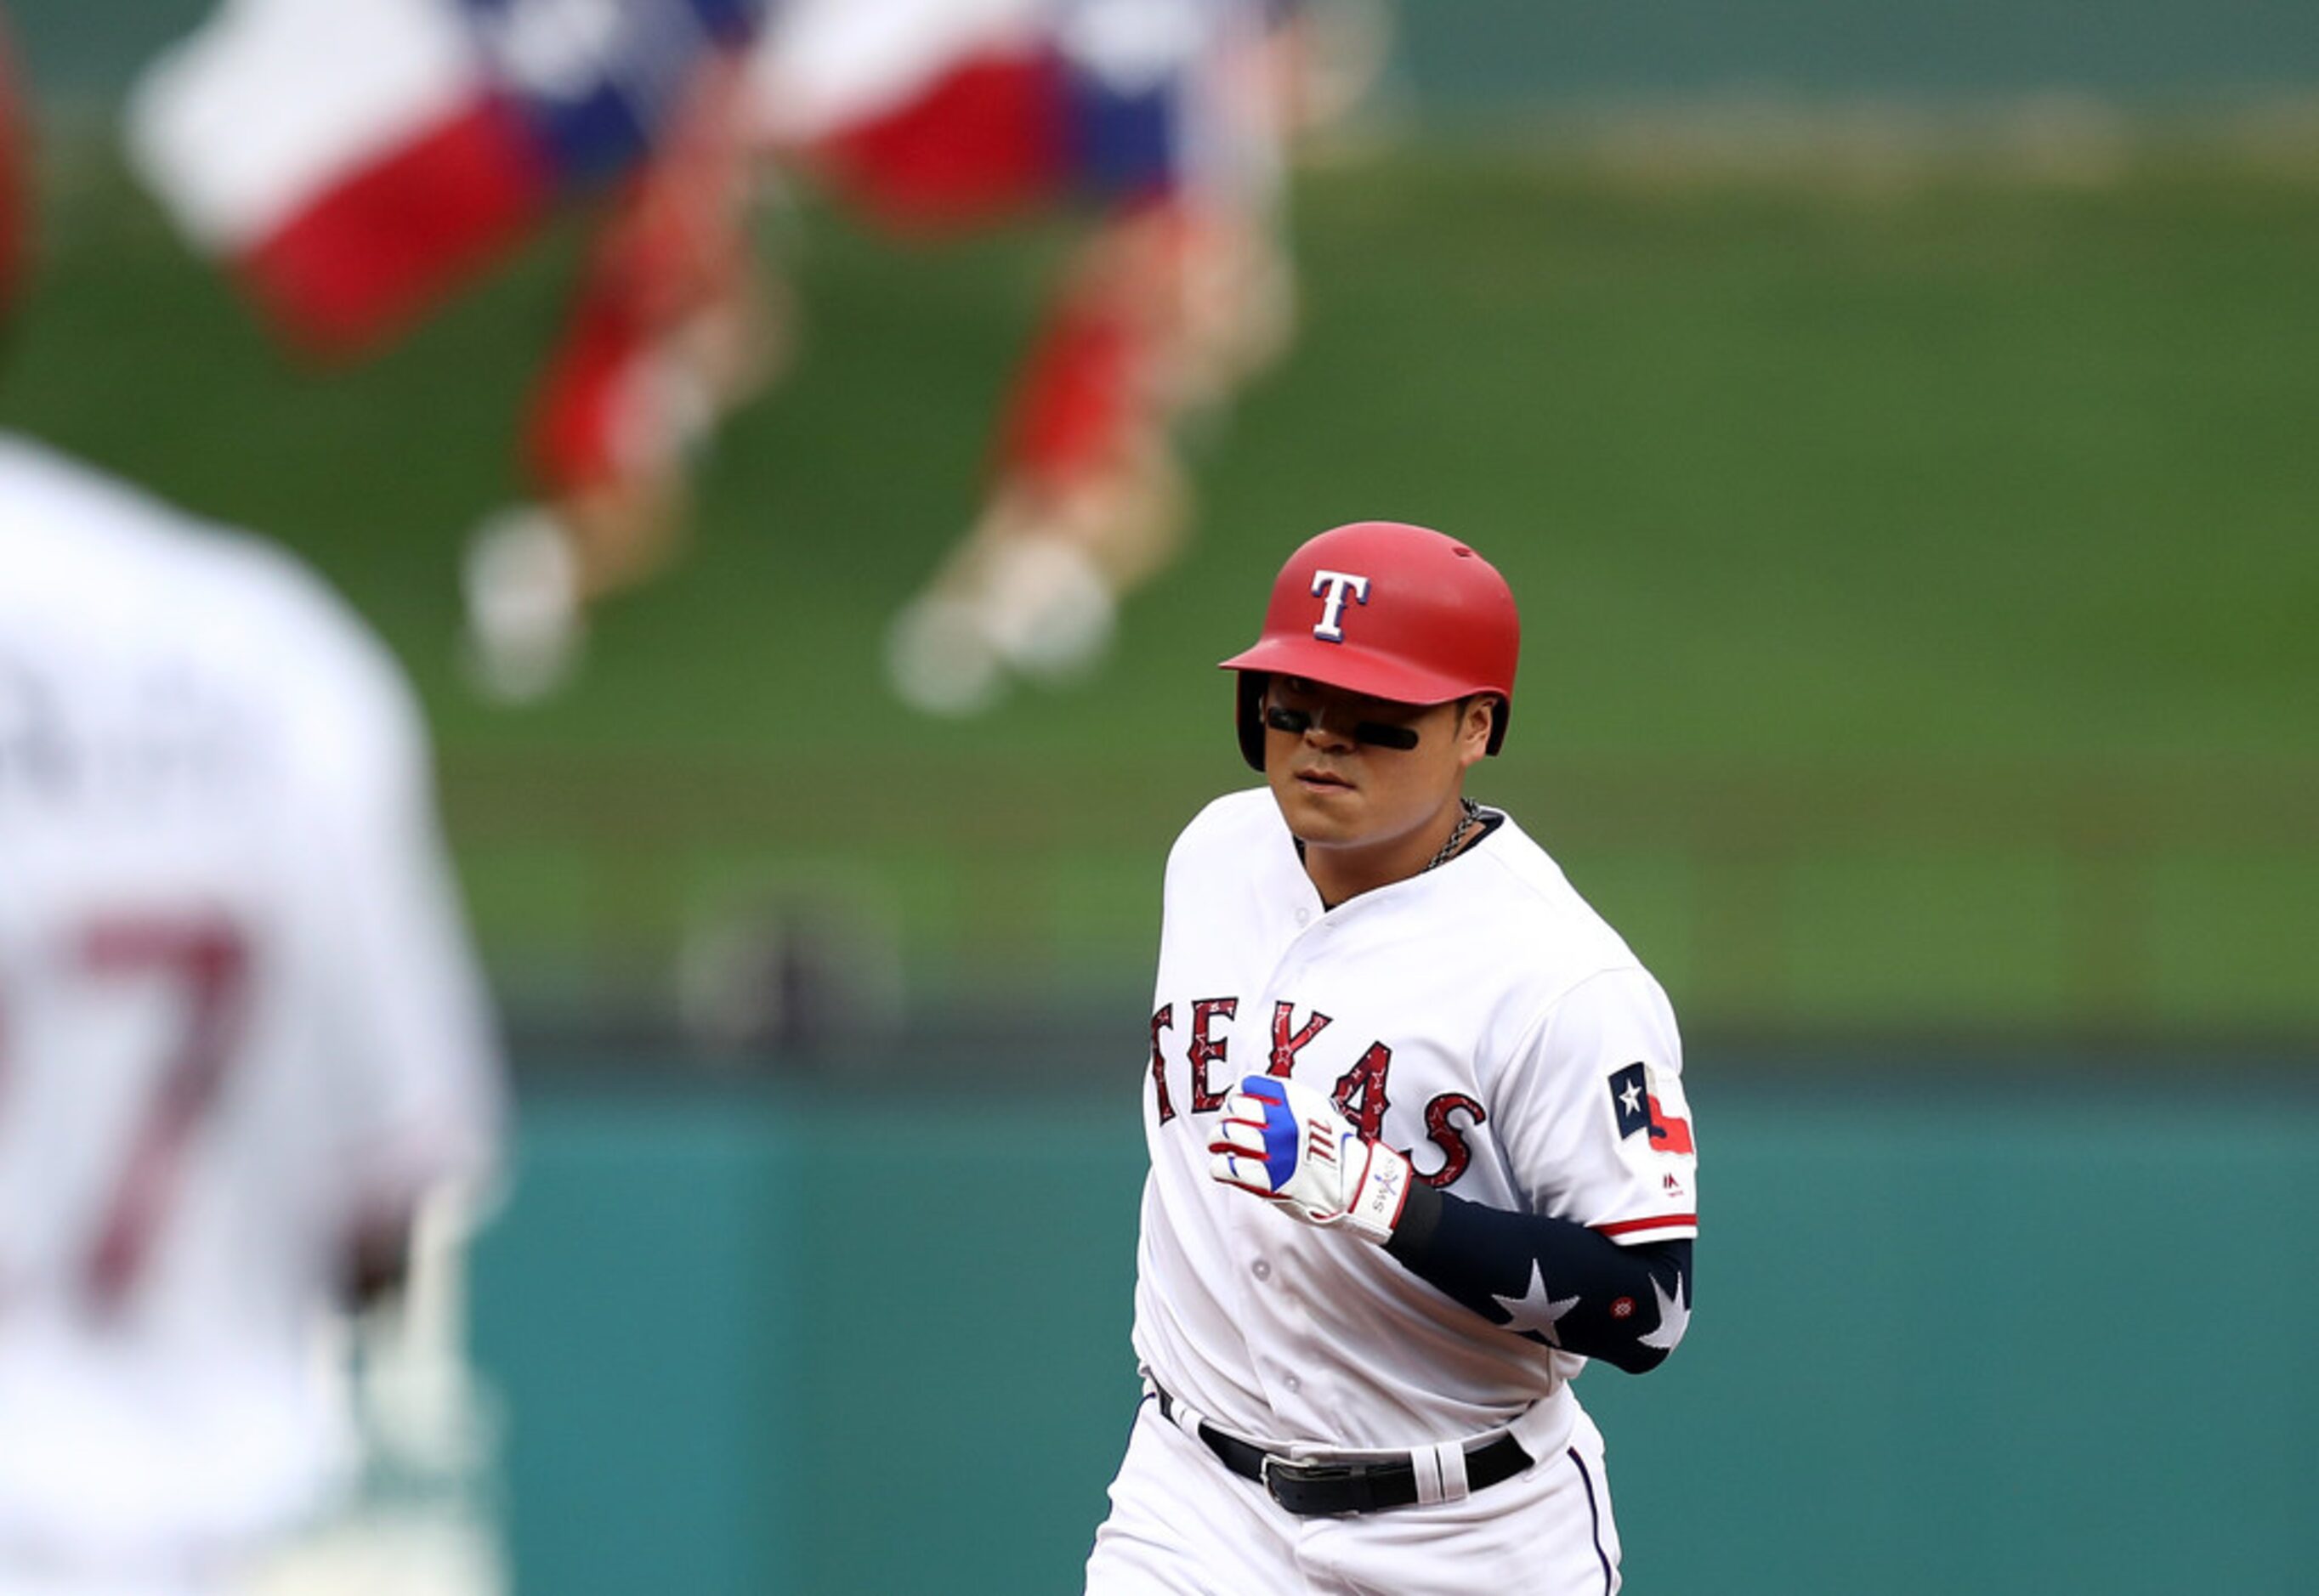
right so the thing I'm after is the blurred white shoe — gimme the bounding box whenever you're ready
[884,538,1120,716]
[460,507,583,705]
[884,592,1008,717]
[978,537,1116,687]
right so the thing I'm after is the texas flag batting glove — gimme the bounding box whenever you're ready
[1208,1073,1415,1244]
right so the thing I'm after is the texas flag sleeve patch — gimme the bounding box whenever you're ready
[1608,1061,1654,1140]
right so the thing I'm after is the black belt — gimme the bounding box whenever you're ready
[1153,1385,1534,1517]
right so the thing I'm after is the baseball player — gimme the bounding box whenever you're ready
[0,27,507,1592]
[1085,521,1697,1593]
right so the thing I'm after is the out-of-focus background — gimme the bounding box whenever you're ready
[9,1,2317,1590]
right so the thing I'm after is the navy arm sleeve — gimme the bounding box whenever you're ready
[1384,1182,1692,1374]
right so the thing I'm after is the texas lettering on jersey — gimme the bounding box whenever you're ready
[1151,995,1511,1191]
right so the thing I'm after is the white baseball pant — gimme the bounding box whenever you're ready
[1085,1396,1623,1595]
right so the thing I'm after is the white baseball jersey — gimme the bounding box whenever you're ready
[1131,787,1697,1452]
[0,434,504,1585]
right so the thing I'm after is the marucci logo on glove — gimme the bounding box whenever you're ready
[1347,1150,1407,1237]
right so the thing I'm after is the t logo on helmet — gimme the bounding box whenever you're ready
[1309,570,1370,642]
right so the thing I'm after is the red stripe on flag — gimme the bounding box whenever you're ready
[813,52,1068,234]
[244,99,551,358]
[1596,1214,1696,1237]
[1647,1094,1694,1155]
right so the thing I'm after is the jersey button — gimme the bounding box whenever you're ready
[1284,1374,1301,1395]
[1294,908,1311,926]
[1250,1259,1272,1282]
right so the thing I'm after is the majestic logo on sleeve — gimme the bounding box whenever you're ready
[1608,1061,1692,1155]
[1308,570,1371,642]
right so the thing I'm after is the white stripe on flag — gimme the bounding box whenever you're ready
[125,0,484,250]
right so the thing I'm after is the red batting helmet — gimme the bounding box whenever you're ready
[1218,521,1520,771]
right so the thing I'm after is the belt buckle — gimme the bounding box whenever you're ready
[1261,1453,1364,1516]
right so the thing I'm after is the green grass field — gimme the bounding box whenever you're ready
[9,127,2315,1050]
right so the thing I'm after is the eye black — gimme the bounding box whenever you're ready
[1352,722,1419,750]
[1263,704,1419,750]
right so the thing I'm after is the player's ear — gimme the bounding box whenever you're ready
[1455,695,1493,768]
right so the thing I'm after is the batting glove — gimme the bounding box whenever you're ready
[1208,1073,1414,1244]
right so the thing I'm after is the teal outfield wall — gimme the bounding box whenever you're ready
[1392,0,2319,106]
[469,1063,2319,1594]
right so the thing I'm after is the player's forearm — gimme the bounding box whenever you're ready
[1386,1185,1692,1375]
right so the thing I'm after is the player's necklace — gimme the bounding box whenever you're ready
[1426,799,1483,873]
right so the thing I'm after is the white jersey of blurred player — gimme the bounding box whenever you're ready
[0,433,505,1595]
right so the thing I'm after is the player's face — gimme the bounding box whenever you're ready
[1261,676,1493,898]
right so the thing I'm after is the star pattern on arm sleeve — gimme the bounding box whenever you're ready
[1636,1273,1691,1353]
[1490,1261,1582,1347]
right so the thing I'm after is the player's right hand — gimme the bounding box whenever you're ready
[1208,1073,1412,1244]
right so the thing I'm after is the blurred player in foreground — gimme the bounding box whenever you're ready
[0,24,509,1593]
[1087,521,1697,1592]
